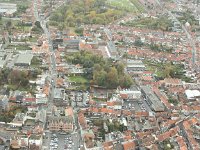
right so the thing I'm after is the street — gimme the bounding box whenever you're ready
[33,1,83,150]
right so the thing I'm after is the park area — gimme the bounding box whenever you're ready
[106,0,144,12]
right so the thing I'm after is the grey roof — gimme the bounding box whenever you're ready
[127,60,145,68]
[0,59,5,67]
[0,52,6,58]
[64,39,80,45]
[141,86,165,112]
[0,145,5,150]
[54,88,65,99]
[0,131,12,141]
[107,41,117,52]
[0,3,17,14]
[15,54,33,65]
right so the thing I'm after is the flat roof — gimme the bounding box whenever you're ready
[107,41,117,52]
[15,54,33,65]
[0,59,5,67]
[0,52,6,58]
[54,88,65,99]
[127,64,146,68]
[127,59,144,65]
[0,3,17,14]
[141,86,165,111]
[185,90,200,99]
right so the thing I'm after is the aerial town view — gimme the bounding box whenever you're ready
[0,0,200,150]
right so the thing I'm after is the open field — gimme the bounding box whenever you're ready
[106,0,144,12]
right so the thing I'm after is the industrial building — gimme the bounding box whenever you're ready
[141,86,165,112]
[14,54,33,66]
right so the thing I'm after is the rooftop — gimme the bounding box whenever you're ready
[15,54,33,65]
[141,86,165,112]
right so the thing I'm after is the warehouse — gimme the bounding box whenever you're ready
[14,54,33,66]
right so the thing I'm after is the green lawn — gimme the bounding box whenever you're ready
[93,97,107,102]
[28,36,38,42]
[69,76,89,84]
[143,60,192,82]
[130,0,145,12]
[69,76,90,91]
[16,26,32,32]
[6,44,32,50]
[106,0,144,12]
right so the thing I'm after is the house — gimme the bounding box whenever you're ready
[82,130,95,149]
[161,78,182,87]
[67,64,84,76]
[10,138,28,149]
[48,116,73,133]
[52,38,63,49]
[122,140,135,150]
[35,93,48,104]
[11,113,26,127]
[28,134,43,150]
[118,87,141,100]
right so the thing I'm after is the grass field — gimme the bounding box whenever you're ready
[69,76,89,84]
[106,0,144,12]
[69,76,90,91]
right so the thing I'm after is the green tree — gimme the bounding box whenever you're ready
[120,74,133,88]
[35,21,42,29]
[106,67,119,88]
[116,62,125,75]
[95,70,107,86]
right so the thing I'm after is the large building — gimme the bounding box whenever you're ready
[53,88,67,106]
[106,41,119,60]
[119,87,141,100]
[0,3,17,16]
[14,54,33,66]
[64,39,80,50]
[141,86,165,112]
[126,60,146,73]
[48,116,73,133]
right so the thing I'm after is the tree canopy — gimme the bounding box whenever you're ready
[49,0,125,28]
[66,51,133,89]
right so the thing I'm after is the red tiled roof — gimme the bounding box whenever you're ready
[24,98,36,102]
[157,127,179,142]
[123,141,135,150]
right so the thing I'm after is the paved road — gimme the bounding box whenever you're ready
[33,0,57,149]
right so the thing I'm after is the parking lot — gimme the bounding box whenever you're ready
[46,132,80,150]
[123,99,153,112]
